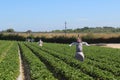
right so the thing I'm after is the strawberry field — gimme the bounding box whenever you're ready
[0,40,120,80]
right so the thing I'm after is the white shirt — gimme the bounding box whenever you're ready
[39,40,43,46]
[69,42,89,52]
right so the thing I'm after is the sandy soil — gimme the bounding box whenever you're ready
[104,44,120,49]
[17,48,24,80]
[91,43,120,49]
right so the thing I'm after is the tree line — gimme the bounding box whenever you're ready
[1,27,120,33]
[52,27,120,33]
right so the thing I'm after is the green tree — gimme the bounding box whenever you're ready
[6,28,15,32]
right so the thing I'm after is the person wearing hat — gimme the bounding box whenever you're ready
[69,37,90,61]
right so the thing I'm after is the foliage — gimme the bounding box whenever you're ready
[52,27,120,33]
[0,33,25,41]
[0,40,120,79]
[18,43,57,80]
[25,43,93,80]
[4,28,15,32]
[0,41,19,80]
[26,30,32,33]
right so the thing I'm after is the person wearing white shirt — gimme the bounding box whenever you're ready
[69,37,90,61]
[38,39,43,47]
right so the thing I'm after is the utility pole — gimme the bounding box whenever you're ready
[65,21,67,36]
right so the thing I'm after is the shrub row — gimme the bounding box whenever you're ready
[1,33,120,43]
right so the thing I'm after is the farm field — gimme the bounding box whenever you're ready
[0,40,120,80]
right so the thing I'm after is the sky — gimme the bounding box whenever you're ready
[0,0,120,31]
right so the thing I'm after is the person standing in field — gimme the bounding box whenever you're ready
[69,37,90,61]
[38,39,43,47]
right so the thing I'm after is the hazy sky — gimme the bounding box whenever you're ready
[0,0,120,31]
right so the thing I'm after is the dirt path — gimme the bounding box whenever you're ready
[17,47,24,80]
[104,44,120,49]
[91,43,120,49]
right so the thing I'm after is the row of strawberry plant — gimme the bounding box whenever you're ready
[83,46,120,64]
[44,42,120,60]
[0,42,19,80]
[33,42,120,76]
[0,41,12,55]
[0,40,6,47]
[83,48,120,68]
[85,59,120,76]
[0,41,14,64]
[18,42,57,80]
[30,43,116,80]
[49,45,120,77]
[85,55,120,68]
[25,43,94,80]
[43,43,120,68]
[43,43,120,76]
